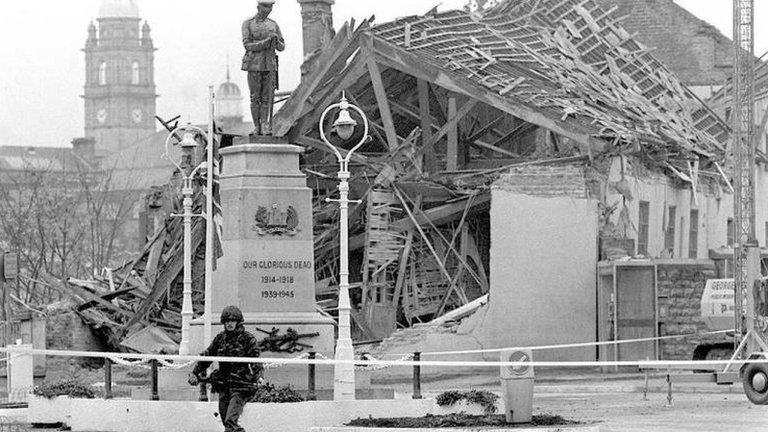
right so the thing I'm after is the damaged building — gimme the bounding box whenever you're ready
[7,0,768,376]
[274,0,761,362]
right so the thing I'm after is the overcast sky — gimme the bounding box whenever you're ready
[0,1,766,148]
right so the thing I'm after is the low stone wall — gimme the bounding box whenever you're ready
[44,311,108,378]
[309,427,600,432]
[28,396,485,432]
[656,261,730,360]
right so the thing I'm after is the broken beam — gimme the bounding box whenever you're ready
[418,79,436,172]
[372,37,605,154]
[364,40,400,152]
[347,193,491,252]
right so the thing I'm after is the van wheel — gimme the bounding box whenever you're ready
[742,363,768,405]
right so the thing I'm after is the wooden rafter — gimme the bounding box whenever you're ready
[424,99,479,150]
[393,196,420,316]
[372,37,605,154]
[393,187,453,284]
[364,51,400,151]
[418,79,435,172]
[464,115,506,144]
[492,121,532,149]
[273,22,355,136]
[345,192,491,252]
[346,92,391,148]
[297,53,371,137]
[389,98,518,159]
[447,96,459,171]
[294,136,368,164]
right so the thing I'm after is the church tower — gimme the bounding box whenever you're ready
[215,66,244,130]
[83,0,157,154]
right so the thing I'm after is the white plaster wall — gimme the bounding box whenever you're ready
[604,156,768,258]
[473,192,598,362]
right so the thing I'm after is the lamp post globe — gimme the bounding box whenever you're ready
[332,100,358,140]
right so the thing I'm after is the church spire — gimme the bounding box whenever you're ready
[226,53,231,82]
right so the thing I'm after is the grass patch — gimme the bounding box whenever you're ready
[347,413,581,428]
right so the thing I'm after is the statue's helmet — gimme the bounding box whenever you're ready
[220,305,244,324]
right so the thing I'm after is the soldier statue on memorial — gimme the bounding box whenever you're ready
[242,0,285,136]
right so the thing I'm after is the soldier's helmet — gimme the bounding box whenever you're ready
[220,305,244,324]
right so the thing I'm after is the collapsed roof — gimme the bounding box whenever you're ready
[275,0,730,164]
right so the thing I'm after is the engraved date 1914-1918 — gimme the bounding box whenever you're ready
[260,275,295,284]
[261,290,295,299]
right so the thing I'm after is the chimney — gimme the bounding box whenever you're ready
[72,137,97,162]
[297,0,335,62]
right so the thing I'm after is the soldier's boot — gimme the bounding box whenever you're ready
[260,105,272,136]
[250,102,261,135]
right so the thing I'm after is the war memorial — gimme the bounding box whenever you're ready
[1,0,768,430]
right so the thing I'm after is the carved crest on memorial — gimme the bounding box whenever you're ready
[253,203,299,236]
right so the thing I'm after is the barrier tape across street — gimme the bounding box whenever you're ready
[2,346,766,368]
[394,329,734,357]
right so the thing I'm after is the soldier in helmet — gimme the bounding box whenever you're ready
[242,0,285,135]
[188,305,262,432]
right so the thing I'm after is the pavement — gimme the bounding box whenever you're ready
[371,366,746,395]
[371,367,768,431]
[5,367,766,431]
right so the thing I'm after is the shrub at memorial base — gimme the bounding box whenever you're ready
[436,390,499,414]
[33,379,96,399]
[347,413,581,428]
[249,382,305,403]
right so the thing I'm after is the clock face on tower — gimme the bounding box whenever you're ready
[132,108,143,123]
[97,108,107,124]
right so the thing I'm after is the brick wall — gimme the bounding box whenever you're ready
[656,262,730,359]
[493,165,588,198]
[594,0,731,86]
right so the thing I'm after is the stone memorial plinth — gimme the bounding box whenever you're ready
[188,139,336,390]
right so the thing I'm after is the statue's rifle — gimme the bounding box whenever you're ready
[255,327,320,352]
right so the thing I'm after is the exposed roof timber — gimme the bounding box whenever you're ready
[491,122,532,151]
[345,192,492,252]
[417,78,437,172]
[464,115,506,143]
[388,98,519,158]
[365,54,400,151]
[273,20,370,136]
[371,36,606,155]
[279,3,722,162]
[424,99,479,149]
[295,53,371,137]
[294,136,369,165]
[376,2,728,155]
[346,91,394,147]
[471,138,519,158]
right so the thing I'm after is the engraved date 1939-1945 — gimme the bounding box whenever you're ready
[261,290,295,299]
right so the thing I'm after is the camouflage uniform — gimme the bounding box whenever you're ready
[193,306,262,432]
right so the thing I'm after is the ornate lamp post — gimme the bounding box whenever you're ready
[164,124,207,356]
[319,94,369,401]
